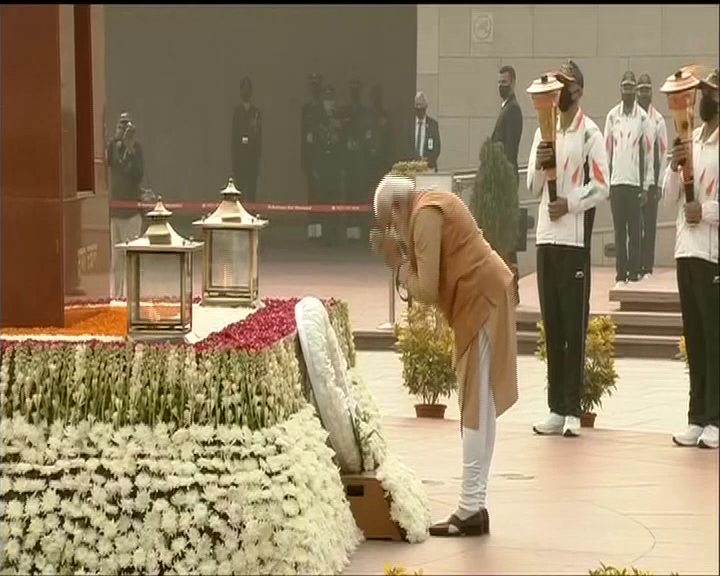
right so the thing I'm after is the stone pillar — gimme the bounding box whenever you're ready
[1,5,109,327]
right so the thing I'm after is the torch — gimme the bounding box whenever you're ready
[527,73,564,202]
[660,67,701,203]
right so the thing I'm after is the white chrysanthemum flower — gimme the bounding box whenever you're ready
[178,511,193,533]
[183,548,200,569]
[4,538,20,561]
[117,475,133,496]
[170,535,187,556]
[116,552,133,570]
[23,495,41,518]
[0,476,13,495]
[17,553,33,575]
[102,519,119,540]
[135,472,152,490]
[6,500,23,520]
[9,520,24,538]
[134,489,152,513]
[41,489,60,512]
[160,508,178,536]
[132,547,147,569]
[85,549,100,572]
[27,516,45,539]
[96,537,113,558]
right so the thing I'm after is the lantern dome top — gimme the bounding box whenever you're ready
[660,66,701,94]
[193,178,269,230]
[119,197,203,253]
[147,199,172,219]
[526,73,564,95]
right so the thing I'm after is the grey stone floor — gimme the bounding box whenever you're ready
[347,352,718,576]
[356,352,691,436]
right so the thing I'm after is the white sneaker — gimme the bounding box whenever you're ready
[643,272,653,280]
[613,281,628,290]
[533,413,565,436]
[563,416,581,437]
[672,424,704,447]
[698,425,719,449]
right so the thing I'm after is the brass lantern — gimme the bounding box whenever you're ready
[660,66,701,202]
[118,199,203,339]
[193,178,269,307]
[527,73,564,201]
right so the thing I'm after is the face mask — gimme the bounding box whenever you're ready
[622,93,635,108]
[498,85,511,101]
[637,95,651,110]
[699,95,718,122]
[415,108,426,119]
[558,87,574,112]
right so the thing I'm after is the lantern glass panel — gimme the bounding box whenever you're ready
[209,229,250,289]
[132,253,182,325]
[184,254,193,322]
[252,232,260,295]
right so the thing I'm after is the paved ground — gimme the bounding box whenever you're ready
[261,248,677,331]
[344,353,719,575]
[355,353,691,434]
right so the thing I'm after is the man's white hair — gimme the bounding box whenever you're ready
[373,174,415,219]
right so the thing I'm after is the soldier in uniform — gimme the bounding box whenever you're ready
[301,73,324,238]
[368,83,394,200]
[315,83,344,244]
[231,76,262,203]
[341,79,371,241]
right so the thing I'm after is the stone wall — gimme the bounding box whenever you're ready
[417,4,719,268]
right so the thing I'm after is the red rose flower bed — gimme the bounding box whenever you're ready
[0,298,355,430]
[198,298,301,352]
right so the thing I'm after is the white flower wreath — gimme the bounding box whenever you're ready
[295,298,431,543]
[295,297,362,473]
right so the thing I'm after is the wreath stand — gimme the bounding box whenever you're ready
[295,339,405,541]
[341,472,406,541]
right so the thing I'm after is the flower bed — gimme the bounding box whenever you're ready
[1,298,355,430]
[1,406,361,575]
[1,298,362,575]
[2,297,206,338]
[348,369,432,543]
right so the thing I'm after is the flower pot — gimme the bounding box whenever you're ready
[580,412,597,428]
[414,404,447,419]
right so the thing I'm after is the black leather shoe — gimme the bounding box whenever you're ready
[429,508,489,537]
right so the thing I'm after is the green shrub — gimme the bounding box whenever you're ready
[390,160,431,178]
[536,315,618,414]
[395,302,456,405]
[677,336,688,369]
[589,562,678,575]
[470,137,520,260]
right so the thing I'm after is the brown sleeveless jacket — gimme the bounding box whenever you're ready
[408,190,518,427]
[408,190,513,358]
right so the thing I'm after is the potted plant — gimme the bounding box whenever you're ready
[395,302,456,419]
[677,336,688,369]
[536,315,619,428]
[390,159,431,179]
[470,138,520,298]
[589,563,678,575]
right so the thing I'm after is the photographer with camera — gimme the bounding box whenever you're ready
[107,112,145,299]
